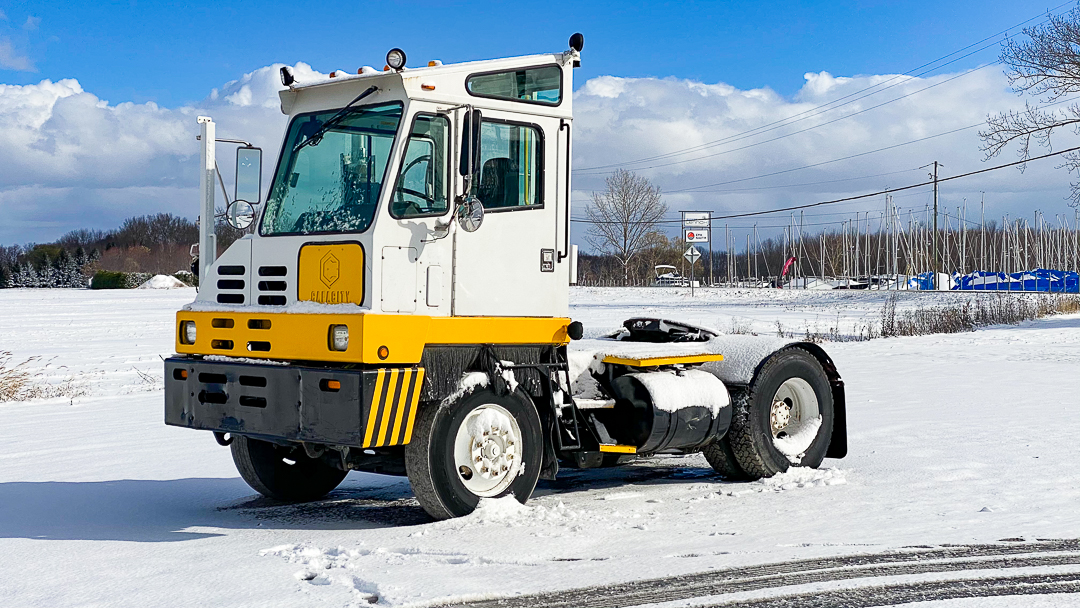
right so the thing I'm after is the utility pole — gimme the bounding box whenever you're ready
[920,161,942,288]
[708,211,714,287]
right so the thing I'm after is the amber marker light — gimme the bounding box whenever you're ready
[378,346,390,360]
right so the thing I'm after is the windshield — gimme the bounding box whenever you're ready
[260,102,403,236]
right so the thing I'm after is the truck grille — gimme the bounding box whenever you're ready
[215,265,247,304]
[257,266,288,305]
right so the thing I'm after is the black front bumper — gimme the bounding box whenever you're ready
[164,357,422,448]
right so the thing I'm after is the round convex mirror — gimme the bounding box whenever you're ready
[458,197,484,233]
[226,200,255,230]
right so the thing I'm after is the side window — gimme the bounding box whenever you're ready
[475,121,542,210]
[466,65,562,105]
[391,114,449,218]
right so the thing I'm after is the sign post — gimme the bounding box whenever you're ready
[681,211,710,288]
[684,245,701,296]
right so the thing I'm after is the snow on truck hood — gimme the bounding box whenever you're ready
[569,334,801,388]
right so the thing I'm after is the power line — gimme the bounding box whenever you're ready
[571,144,1080,225]
[668,123,982,193]
[575,66,992,176]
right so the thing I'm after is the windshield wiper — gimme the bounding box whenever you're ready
[293,85,379,153]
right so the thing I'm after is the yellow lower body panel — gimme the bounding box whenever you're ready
[598,444,637,454]
[176,311,571,365]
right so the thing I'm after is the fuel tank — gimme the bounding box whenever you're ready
[600,369,731,453]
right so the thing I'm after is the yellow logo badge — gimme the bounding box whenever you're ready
[299,243,363,305]
[320,252,340,288]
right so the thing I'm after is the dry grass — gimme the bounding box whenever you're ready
[880,293,1080,338]
[0,351,90,403]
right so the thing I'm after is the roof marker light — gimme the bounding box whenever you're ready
[421,83,435,91]
[428,60,443,67]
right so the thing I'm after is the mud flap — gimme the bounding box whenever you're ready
[826,378,847,458]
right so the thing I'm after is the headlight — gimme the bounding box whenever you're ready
[329,325,349,351]
[181,321,197,345]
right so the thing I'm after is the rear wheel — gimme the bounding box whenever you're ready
[405,388,542,520]
[230,436,347,501]
[727,348,834,479]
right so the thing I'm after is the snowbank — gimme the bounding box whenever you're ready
[137,275,187,290]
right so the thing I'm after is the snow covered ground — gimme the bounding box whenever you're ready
[2,287,1080,607]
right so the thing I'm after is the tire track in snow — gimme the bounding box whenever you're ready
[695,571,1080,608]
[449,539,1080,608]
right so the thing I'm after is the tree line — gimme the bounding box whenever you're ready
[0,212,242,289]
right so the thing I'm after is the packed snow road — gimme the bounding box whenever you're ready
[2,287,1079,607]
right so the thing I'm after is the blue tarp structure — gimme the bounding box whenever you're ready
[907,272,954,291]
[953,269,1080,292]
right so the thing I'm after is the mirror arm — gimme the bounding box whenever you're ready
[213,160,231,206]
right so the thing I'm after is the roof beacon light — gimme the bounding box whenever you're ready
[569,33,584,52]
[280,66,295,87]
[386,48,407,71]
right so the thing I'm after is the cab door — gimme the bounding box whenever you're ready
[451,110,563,318]
[379,111,455,316]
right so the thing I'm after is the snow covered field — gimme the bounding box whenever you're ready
[2,287,1080,607]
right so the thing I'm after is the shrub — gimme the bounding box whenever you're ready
[173,270,195,286]
[90,270,129,290]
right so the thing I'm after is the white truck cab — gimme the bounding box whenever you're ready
[199,47,577,321]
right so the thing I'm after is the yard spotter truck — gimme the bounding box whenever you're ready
[164,35,847,520]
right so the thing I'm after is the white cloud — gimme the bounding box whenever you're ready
[0,63,322,242]
[0,37,34,71]
[571,67,1080,245]
[23,15,40,31]
[0,60,1076,245]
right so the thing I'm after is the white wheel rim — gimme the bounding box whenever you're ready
[453,403,523,497]
[770,377,821,458]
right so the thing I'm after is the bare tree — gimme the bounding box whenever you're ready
[585,169,668,285]
[980,6,1080,203]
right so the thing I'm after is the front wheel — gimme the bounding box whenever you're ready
[230,436,347,502]
[727,348,834,479]
[405,388,543,520]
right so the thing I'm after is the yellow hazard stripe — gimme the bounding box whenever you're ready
[402,369,424,444]
[599,444,637,454]
[362,370,387,447]
[387,368,411,445]
[376,369,400,446]
[363,367,425,448]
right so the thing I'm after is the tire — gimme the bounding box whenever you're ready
[727,347,834,479]
[230,436,347,502]
[702,389,752,480]
[405,388,543,520]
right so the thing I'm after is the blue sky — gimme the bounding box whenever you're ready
[2,0,1045,105]
[1,0,1078,246]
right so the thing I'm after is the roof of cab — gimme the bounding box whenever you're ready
[286,52,571,93]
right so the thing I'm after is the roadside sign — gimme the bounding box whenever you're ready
[683,246,701,264]
[682,211,710,227]
[684,229,708,243]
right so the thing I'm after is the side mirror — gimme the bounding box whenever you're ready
[458,109,482,178]
[457,197,484,232]
[235,146,263,204]
[226,200,255,230]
